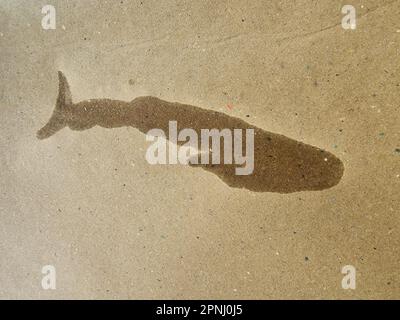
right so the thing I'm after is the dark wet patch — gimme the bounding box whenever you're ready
[37,71,344,193]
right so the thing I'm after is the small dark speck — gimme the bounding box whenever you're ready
[387,282,391,285]
[246,114,250,117]
[395,148,400,154]
[304,256,309,261]
[241,18,245,22]
[196,236,200,239]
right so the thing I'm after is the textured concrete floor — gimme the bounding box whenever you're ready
[0,0,399,299]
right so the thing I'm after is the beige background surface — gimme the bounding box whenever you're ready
[0,0,399,299]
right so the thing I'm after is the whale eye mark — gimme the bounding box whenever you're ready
[37,71,344,193]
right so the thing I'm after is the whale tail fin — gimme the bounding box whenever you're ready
[37,71,72,140]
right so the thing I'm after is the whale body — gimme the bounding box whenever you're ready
[37,71,344,193]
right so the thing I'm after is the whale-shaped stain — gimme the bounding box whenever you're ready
[37,71,344,193]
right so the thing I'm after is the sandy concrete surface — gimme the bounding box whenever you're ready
[0,0,399,299]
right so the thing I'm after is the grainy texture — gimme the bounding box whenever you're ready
[0,0,399,299]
